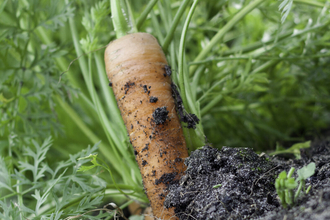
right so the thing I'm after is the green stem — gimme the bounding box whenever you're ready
[67,13,134,183]
[157,1,170,31]
[294,0,330,8]
[178,0,205,151]
[93,54,141,180]
[221,31,293,56]
[110,0,130,38]
[8,80,22,157]
[150,9,165,43]
[287,167,295,178]
[197,77,227,103]
[212,103,262,112]
[178,0,199,111]
[125,0,137,33]
[189,52,330,66]
[201,95,223,116]
[294,180,305,201]
[96,156,136,196]
[191,65,205,101]
[94,53,125,129]
[16,179,23,220]
[34,27,86,93]
[106,184,143,191]
[55,96,105,147]
[189,0,264,76]
[163,0,192,52]
[34,19,122,172]
[136,0,159,30]
[250,59,281,75]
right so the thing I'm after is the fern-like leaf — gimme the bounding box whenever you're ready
[19,137,53,182]
[0,157,13,192]
[279,0,294,24]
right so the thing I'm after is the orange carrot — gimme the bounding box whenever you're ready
[104,32,188,219]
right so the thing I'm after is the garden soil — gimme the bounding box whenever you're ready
[164,136,330,220]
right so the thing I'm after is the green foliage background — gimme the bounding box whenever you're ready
[0,0,329,218]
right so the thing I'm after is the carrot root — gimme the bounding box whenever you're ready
[104,33,188,219]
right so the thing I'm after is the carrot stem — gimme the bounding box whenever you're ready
[68,14,138,184]
[189,0,265,76]
[294,0,329,8]
[110,0,130,38]
[136,0,159,30]
[150,9,165,43]
[124,0,137,33]
[176,0,206,151]
[178,0,199,112]
[157,1,170,31]
[163,0,192,52]
[94,53,126,131]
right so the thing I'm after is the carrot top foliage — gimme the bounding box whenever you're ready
[0,0,330,219]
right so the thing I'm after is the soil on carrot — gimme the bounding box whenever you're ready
[171,83,200,129]
[123,81,135,94]
[152,107,169,125]
[164,65,172,77]
[149,96,158,103]
[164,136,330,220]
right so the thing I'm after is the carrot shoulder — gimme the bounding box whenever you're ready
[104,33,188,219]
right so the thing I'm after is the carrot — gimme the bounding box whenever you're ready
[104,32,188,219]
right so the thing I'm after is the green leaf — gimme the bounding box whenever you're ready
[275,179,280,189]
[78,154,98,161]
[213,184,222,189]
[279,0,293,23]
[289,141,311,151]
[285,188,294,205]
[278,171,287,179]
[49,211,63,220]
[269,141,311,159]
[297,162,316,181]
[0,93,14,104]
[19,137,53,182]
[287,167,295,178]
[77,195,104,213]
[78,154,101,172]
[251,84,269,92]
[285,178,298,189]
[0,157,14,192]
[39,1,74,31]
[277,190,286,208]
[78,165,97,172]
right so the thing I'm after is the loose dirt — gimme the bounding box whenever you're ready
[165,137,330,220]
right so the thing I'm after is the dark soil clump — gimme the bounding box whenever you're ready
[171,83,200,129]
[155,172,178,187]
[152,107,169,125]
[149,96,158,103]
[165,138,330,220]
